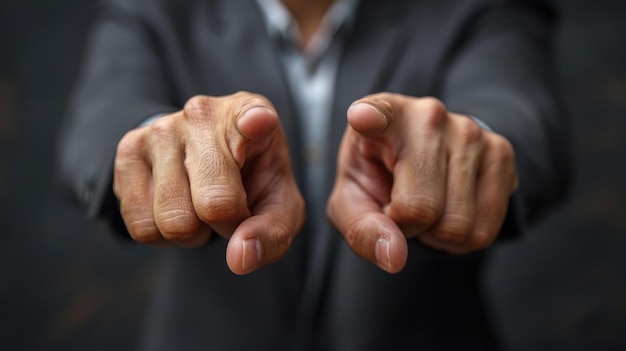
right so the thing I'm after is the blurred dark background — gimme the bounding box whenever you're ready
[0,1,624,350]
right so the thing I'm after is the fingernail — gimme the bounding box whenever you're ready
[375,237,391,271]
[237,106,278,141]
[349,103,385,119]
[238,106,275,120]
[347,103,388,134]
[242,238,262,272]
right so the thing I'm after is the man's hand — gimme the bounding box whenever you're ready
[327,93,518,273]
[113,92,305,275]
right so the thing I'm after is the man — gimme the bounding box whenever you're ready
[59,0,569,349]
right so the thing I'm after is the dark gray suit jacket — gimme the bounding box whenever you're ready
[59,0,569,350]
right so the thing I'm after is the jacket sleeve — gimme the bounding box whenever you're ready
[441,0,571,239]
[58,0,178,235]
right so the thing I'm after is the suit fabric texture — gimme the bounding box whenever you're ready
[59,0,569,350]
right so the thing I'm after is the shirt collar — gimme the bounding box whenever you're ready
[255,0,359,48]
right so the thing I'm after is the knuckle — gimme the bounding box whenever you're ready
[456,117,484,146]
[155,208,201,241]
[148,115,179,141]
[125,217,161,244]
[413,204,443,225]
[231,90,255,100]
[420,97,447,128]
[153,184,199,240]
[433,214,473,242]
[185,92,277,125]
[489,135,516,165]
[194,189,246,223]
[422,96,445,109]
[149,114,175,132]
[183,95,216,119]
[395,196,444,225]
[116,129,144,161]
[119,195,161,244]
[184,95,213,111]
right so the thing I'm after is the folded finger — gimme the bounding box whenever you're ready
[430,116,484,243]
[466,135,517,251]
[149,118,212,248]
[419,134,517,254]
[114,129,167,245]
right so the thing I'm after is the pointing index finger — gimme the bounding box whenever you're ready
[347,94,449,238]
